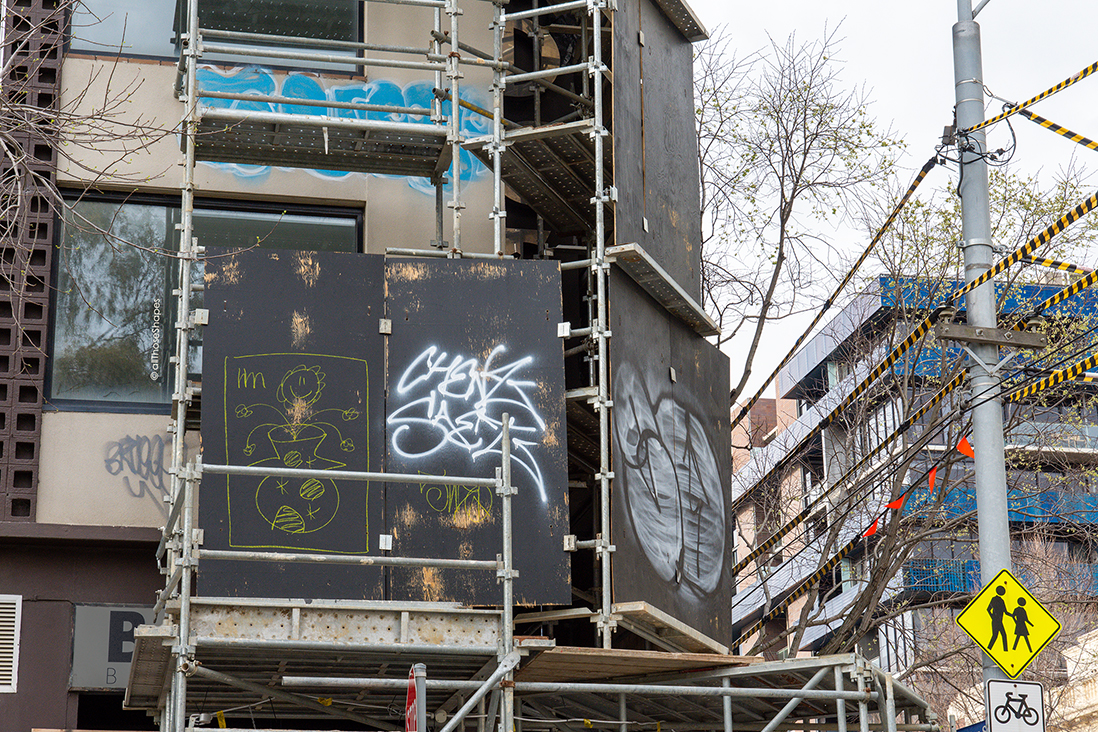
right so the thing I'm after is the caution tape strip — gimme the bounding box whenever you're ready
[1020,109,1098,152]
[1028,269,1098,315]
[736,183,1098,515]
[962,60,1098,135]
[733,157,939,428]
[735,199,1098,515]
[732,310,944,513]
[948,190,1098,305]
[729,370,966,579]
[1006,351,1098,402]
[994,269,1098,401]
[1021,255,1093,275]
[734,537,861,649]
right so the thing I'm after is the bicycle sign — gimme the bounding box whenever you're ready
[987,679,1044,732]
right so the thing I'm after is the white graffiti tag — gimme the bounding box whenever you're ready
[388,345,547,502]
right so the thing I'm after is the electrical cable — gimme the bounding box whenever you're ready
[1019,109,1098,153]
[741,263,1098,561]
[730,178,1098,650]
[737,337,1098,652]
[732,270,1098,646]
[961,60,1098,135]
[731,156,940,429]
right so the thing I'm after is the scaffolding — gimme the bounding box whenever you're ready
[126,0,940,729]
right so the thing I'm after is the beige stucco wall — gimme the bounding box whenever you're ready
[58,0,498,254]
[37,412,196,527]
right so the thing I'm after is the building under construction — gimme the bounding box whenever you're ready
[0,0,937,729]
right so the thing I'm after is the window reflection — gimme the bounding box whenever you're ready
[52,198,358,407]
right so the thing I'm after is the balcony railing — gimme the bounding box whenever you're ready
[903,558,1098,595]
[1007,420,1098,452]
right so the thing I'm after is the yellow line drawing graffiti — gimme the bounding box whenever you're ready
[223,354,370,552]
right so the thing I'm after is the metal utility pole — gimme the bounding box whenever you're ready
[952,0,1012,684]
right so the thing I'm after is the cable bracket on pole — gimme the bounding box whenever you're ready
[959,345,1016,377]
[934,322,1047,351]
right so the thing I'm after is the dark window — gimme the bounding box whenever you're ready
[50,196,359,409]
[69,0,361,68]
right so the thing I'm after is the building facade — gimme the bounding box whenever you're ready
[731,275,1098,687]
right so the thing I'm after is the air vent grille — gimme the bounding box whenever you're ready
[0,595,20,692]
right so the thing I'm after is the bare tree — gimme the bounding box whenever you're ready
[1,0,175,303]
[733,164,1098,724]
[694,25,903,403]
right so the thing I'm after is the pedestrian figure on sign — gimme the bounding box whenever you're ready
[1012,597,1034,652]
[987,585,1009,652]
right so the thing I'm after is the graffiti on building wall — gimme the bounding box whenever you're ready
[388,344,548,504]
[613,363,727,600]
[196,66,491,194]
[232,363,361,536]
[103,434,170,517]
[222,352,372,551]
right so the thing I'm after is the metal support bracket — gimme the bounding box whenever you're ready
[934,322,1047,350]
[961,344,1016,377]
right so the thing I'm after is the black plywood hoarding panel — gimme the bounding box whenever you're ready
[200,248,386,599]
[610,268,732,644]
[612,0,702,302]
[385,259,571,605]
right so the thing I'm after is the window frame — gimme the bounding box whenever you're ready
[65,0,366,74]
[48,191,363,413]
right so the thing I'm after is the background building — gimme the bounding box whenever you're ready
[731,275,1098,692]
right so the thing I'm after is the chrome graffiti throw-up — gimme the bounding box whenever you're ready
[388,345,548,503]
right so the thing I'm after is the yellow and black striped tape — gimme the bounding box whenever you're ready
[1021,255,1093,275]
[732,193,1098,586]
[731,311,942,514]
[1006,352,1098,403]
[950,191,1098,305]
[733,157,938,428]
[962,61,1098,135]
[730,370,965,579]
[1020,109,1098,152]
[734,538,860,648]
[1027,269,1098,315]
[732,262,1098,644]
[736,216,1098,529]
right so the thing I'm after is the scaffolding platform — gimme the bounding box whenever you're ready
[193,107,453,178]
[607,243,719,337]
[126,599,502,718]
[467,121,610,235]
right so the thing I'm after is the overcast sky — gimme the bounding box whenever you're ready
[687,0,1098,180]
[684,0,1098,399]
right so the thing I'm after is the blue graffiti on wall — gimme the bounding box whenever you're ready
[196,66,491,195]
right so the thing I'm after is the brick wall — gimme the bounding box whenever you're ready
[0,0,63,521]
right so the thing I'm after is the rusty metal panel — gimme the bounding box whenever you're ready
[610,268,733,644]
[384,259,571,606]
[612,0,702,301]
[200,248,386,599]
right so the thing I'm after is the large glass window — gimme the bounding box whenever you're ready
[51,196,359,408]
[70,0,361,66]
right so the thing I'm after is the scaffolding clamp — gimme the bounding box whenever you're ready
[594,612,620,632]
[495,555,519,580]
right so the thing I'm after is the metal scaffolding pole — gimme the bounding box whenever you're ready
[149,3,942,731]
[491,0,505,256]
[447,0,464,252]
[591,0,614,650]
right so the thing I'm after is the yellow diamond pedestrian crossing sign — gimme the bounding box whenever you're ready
[956,568,1061,679]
